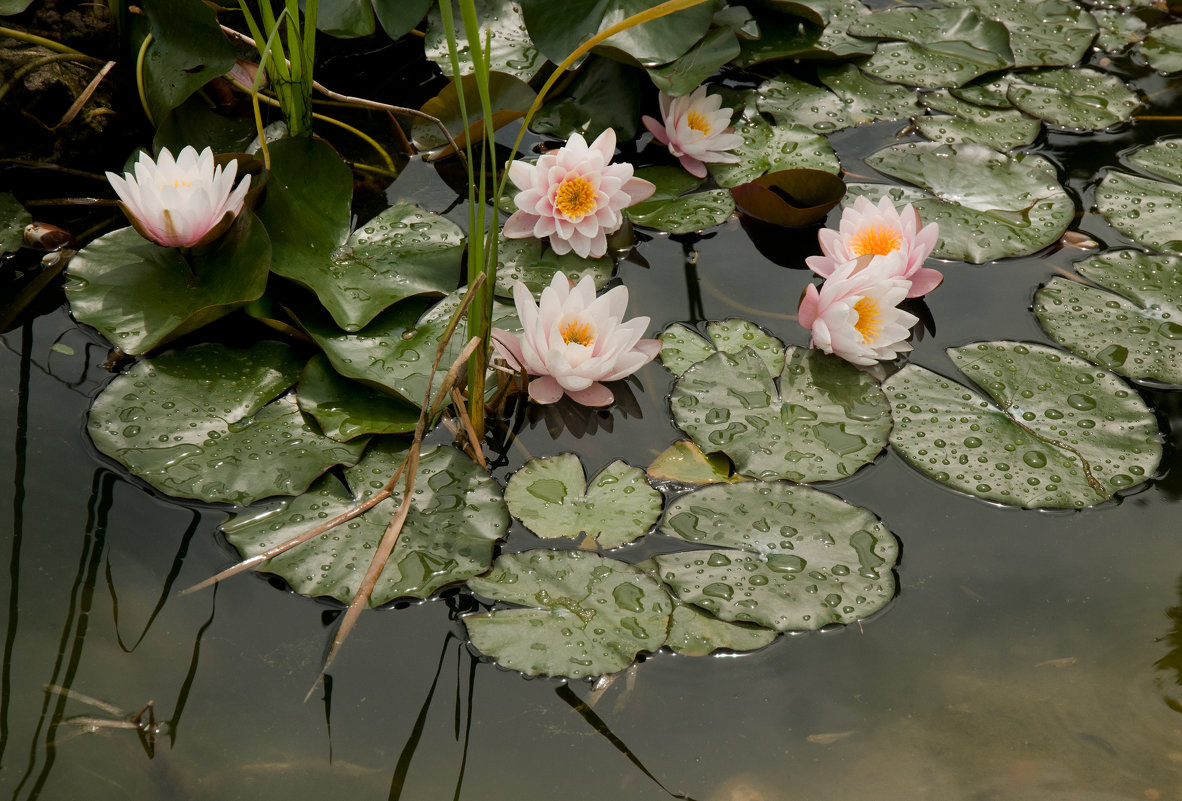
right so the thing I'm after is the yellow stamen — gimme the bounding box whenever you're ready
[849,224,903,257]
[554,177,597,219]
[686,109,711,134]
[161,179,192,190]
[561,319,595,347]
[853,296,883,343]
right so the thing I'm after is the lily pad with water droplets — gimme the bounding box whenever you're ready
[1093,10,1148,53]
[1140,22,1182,73]
[671,346,891,483]
[883,341,1161,508]
[1034,249,1182,384]
[1128,138,1182,185]
[297,354,419,441]
[658,318,786,378]
[494,231,613,299]
[646,27,740,97]
[624,166,735,234]
[940,0,1098,67]
[849,141,1073,263]
[655,481,899,631]
[1,193,30,253]
[915,89,1041,150]
[1004,68,1138,131]
[464,550,673,678]
[758,65,921,135]
[709,96,839,187]
[1098,153,1182,256]
[88,342,367,505]
[424,0,544,81]
[505,454,663,548]
[222,440,509,605]
[735,0,874,65]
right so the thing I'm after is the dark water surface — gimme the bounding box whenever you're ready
[3,46,1182,801]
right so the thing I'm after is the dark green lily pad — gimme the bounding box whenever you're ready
[646,441,748,486]
[141,0,235,124]
[671,346,891,483]
[88,342,367,505]
[317,0,374,37]
[505,454,663,548]
[735,0,874,65]
[413,72,537,156]
[658,318,786,378]
[530,56,643,142]
[1141,22,1182,73]
[1005,68,1138,130]
[425,0,544,81]
[883,341,1161,508]
[941,0,1097,67]
[297,354,419,441]
[709,96,839,187]
[915,89,1041,150]
[758,65,921,135]
[373,0,432,39]
[494,231,613,299]
[222,440,509,605]
[624,167,735,234]
[1097,175,1182,256]
[1,193,30,254]
[1129,137,1182,184]
[465,550,673,678]
[664,602,778,655]
[1035,249,1182,384]
[1093,10,1148,53]
[646,27,740,96]
[65,211,270,355]
[655,481,899,631]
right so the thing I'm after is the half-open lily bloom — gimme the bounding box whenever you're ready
[106,145,251,249]
[798,253,918,366]
[491,273,661,406]
[806,196,942,298]
[641,86,743,179]
[503,129,655,259]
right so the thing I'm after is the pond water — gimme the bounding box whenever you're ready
[3,15,1182,801]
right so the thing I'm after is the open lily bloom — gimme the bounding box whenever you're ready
[491,273,661,406]
[502,129,655,259]
[798,253,918,366]
[806,196,942,298]
[106,145,251,248]
[642,86,743,179]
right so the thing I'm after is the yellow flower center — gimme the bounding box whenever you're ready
[853,296,883,343]
[560,318,595,347]
[554,177,598,219]
[160,178,193,190]
[849,224,903,257]
[686,109,711,134]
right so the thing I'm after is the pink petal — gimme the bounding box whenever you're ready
[528,376,564,404]
[642,115,670,146]
[798,283,821,329]
[567,382,614,406]
[905,266,944,298]
[678,154,708,178]
[503,211,540,239]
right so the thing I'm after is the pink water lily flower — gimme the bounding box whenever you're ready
[503,129,655,259]
[106,145,251,248]
[642,86,743,179]
[491,273,661,406]
[806,196,942,298]
[798,253,918,366]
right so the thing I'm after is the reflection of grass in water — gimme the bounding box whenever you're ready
[1155,577,1182,714]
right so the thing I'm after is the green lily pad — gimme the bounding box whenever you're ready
[1035,249,1182,384]
[915,89,1041,150]
[1005,68,1138,130]
[1093,10,1148,53]
[664,602,778,655]
[223,440,509,605]
[850,7,1014,89]
[1129,137,1182,184]
[646,27,740,96]
[646,441,748,486]
[141,0,235,124]
[88,342,367,505]
[735,0,874,65]
[298,354,420,441]
[624,166,735,235]
[1,193,31,254]
[951,74,1016,108]
[709,96,839,187]
[65,211,271,355]
[655,481,899,631]
[940,0,1097,67]
[671,346,891,483]
[505,454,663,548]
[494,231,613,299]
[849,141,1073,263]
[465,550,673,678]
[425,0,544,81]
[883,341,1161,509]
[530,56,643,142]
[1141,22,1182,72]
[413,71,537,156]
[317,0,374,37]
[373,0,432,39]
[1097,174,1182,256]
[658,318,786,377]
[758,65,921,135]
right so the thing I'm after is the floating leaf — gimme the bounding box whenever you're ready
[505,454,662,548]
[663,603,778,655]
[646,27,740,96]
[1093,10,1148,53]
[759,64,921,135]
[465,550,673,678]
[65,211,270,355]
[223,440,509,605]
[1098,160,1182,255]
[1,192,31,254]
[317,0,375,37]
[413,72,536,156]
[735,0,874,65]
[655,481,899,631]
[424,0,544,81]
[1035,249,1182,384]
[709,96,839,187]
[671,346,890,482]
[658,318,786,377]
[647,441,747,485]
[915,89,1041,150]
[1005,68,1138,130]
[298,354,419,441]
[883,341,1161,508]
[494,231,613,299]
[730,169,846,227]
[624,167,735,234]
[849,141,1073,263]
[1141,22,1182,72]
[88,342,367,505]
[141,0,235,124]
[941,0,1097,67]
[1128,137,1182,184]
[530,56,643,141]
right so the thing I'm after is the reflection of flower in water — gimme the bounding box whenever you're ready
[1156,576,1182,714]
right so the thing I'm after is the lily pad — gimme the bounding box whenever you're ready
[709,97,839,187]
[655,481,899,631]
[658,318,786,377]
[1141,22,1182,73]
[670,346,891,483]
[141,0,235,124]
[88,342,367,505]
[735,0,875,65]
[317,0,375,37]
[883,341,1161,508]
[849,141,1073,263]
[1097,168,1182,255]
[494,231,613,299]
[413,71,537,157]
[1034,249,1182,384]
[1093,10,1148,53]
[1,193,31,254]
[65,211,271,355]
[624,166,735,234]
[530,56,643,142]
[505,454,663,548]
[1005,68,1138,130]
[663,602,778,656]
[465,550,673,678]
[297,354,420,441]
[646,27,740,96]
[646,441,747,485]
[758,65,921,135]
[730,169,846,227]
[222,440,509,605]
[915,89,1041,150]
[1129,138,1182,184]
[940,0,1098,67]
[425,0,545,81]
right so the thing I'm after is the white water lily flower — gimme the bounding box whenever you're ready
[797,253,918,366]
[641,86,743,179]
[806,195,942,298]
[502,128,655,259]
[491,273,661,406]
[106,145,251,248]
